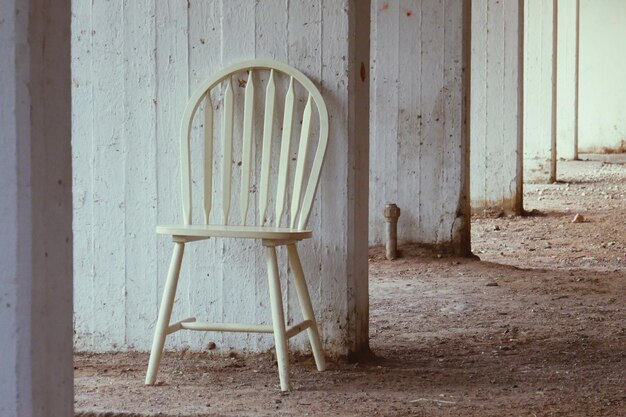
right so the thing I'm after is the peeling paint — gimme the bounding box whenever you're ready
[579,139,626,155]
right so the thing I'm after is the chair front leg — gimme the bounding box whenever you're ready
[145,241,185,385]
[266,246,290,391]
[287,243,326,371]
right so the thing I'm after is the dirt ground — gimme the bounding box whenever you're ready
[75,155,625,417]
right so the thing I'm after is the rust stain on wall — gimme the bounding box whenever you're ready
[579,139,626,154]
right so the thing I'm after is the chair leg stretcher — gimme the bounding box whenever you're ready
[166,318,313,339]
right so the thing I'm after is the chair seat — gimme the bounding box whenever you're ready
[156,224,312,240]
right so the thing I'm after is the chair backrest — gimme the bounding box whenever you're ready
[178,59,329,231]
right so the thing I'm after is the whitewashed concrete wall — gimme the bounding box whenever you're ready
[470,0,523,213]
[0,0,73,415]
[556,1,578,160]
[524,0,626,182]
[73,0,370,355]
[369,0,470,252]
[524,0,555,182]
[579,0,626,152]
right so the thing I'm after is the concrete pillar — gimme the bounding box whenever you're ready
[370,0,471,254]
[72,0,370,356]
[0,0,73,416]
[550,0,558,183]
[556,0,579,160]
[470,0,524,215]
[524,0,554,183]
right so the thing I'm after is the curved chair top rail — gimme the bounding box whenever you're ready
[179,59,329,231]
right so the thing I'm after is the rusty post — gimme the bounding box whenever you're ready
[383,203,401,260]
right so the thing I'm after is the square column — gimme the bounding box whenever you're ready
[72,0,370,356]
[556,0,579,160]
[370,0,471,254]
[470,0,524,214]
[0,0,73,415]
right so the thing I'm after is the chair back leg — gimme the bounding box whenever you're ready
[265,246,291,391]
[287,244,326,371]
[145,242,185,385]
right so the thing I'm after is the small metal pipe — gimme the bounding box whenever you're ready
[384,203,401,260]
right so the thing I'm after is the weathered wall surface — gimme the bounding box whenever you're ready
[470,0,523,214]
[0,0,73,415]
[0,2,22,412]
[525,0,626,181]
[579,0,626,153]
[72,0,370,355]
[524,0,554,182]
[369,0,470,251]
[556,1,578,160]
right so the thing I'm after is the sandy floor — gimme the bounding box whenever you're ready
[75,155,625,417]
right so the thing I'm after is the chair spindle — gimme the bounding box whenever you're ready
[203,94,214,224]
[259,69,276,225]
[275,77,295,227]
[240,70,255,225]
[221,77,234,225]
[290,94,313,228]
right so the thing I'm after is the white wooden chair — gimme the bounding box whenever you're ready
[145,59,328,391]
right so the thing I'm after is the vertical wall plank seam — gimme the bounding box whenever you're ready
[219,0,226,340]
[485,0,490,203]
[89,0,96,349]
[394,4,400,210]
[418,2,424,232]
[416,0,422,236]
[153,0,161,329]
[287,0,291,64]
[435,0,444,242]
[122,1,128,347]
[501,1,506,202]
[151,0,159,338]
[184,0,192,328]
